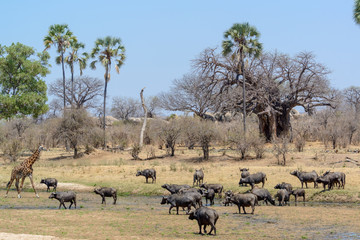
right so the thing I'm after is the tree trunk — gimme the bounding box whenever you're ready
[74,147,78,158]
[170,146,175,157]
[332,137,336,149]
[258,111,277,141]
[277,108,291,138]
[61,51,66,111]
[139,88,148,148]
[71,63,74,108]
[258,107,292,141]
[103,66,109,149]
[203,145,209,160]
[61,52,70,152]
[282,153,286,166]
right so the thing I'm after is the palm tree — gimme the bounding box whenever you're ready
[222,22,262,139]
[90,36,126,148]
[63,39,88,107]
[355,0,360,24]
[44,24,76,110]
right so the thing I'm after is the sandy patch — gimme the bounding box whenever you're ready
[36,182,93,192]
[0,232,78,240]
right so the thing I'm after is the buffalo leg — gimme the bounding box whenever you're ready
[208,223,216,235]
[198,222,203,235]
[242,206,247,214]
[168,205,174,214]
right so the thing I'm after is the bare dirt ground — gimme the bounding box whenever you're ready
[0,144,359,239]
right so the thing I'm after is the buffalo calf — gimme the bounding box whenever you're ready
[49,191,76,209]
[40,178,58,192]
[136,169,156,183]
[94,187,117,204]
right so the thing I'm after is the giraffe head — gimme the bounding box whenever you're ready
[38,145,47,152]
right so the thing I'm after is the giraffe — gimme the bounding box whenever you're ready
[5,145,46,198]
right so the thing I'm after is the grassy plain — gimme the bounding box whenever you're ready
[0,142,359,239]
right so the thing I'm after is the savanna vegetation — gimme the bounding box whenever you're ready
[0,7,359,239]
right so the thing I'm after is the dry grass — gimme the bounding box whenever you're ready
[0,142,359,239]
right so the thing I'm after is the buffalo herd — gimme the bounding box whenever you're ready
[34,167,347,235]
[156,167,346,235]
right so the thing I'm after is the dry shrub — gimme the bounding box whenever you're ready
[250,134,266,159]
[131,143,141,160]
[2,138,23,162]
[145,145,156,159]
[108,124,130,149]
[179,117,198,149]
[272,136,289,165]
[226,122,249,159]
[158,119,181,157]
[87,127,103,149]
[195,120,219,160]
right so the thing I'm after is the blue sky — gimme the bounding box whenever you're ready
[1,0,359,105]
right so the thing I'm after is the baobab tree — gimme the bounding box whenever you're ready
[194,49,336,140]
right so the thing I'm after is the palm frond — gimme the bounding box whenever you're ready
[90,60,97,70]
[355,0,360,24]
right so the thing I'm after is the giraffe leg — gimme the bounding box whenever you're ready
[5,178,15,197]
[18,176,26,198]
[28,174,39,198]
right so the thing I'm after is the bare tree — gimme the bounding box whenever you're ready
[292,115,314,152]
[146,96,161,118]
[179,117,199,149]
[49,76,103,110]
[158,119,181,157]
[159,73,218,118]
[343,86,360,115]
[47,99,63,118]
[194,49,336,140]
[111,96,141,120]
[195,120,219,160]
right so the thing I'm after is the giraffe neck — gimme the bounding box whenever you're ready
[21,149,41,168]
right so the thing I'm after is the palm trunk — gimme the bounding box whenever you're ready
[61,51,70,152]
[103,66,109,149]
[61,51,66,111]
[70,63,74,108]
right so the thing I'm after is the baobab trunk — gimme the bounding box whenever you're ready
[258,109,292,141]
